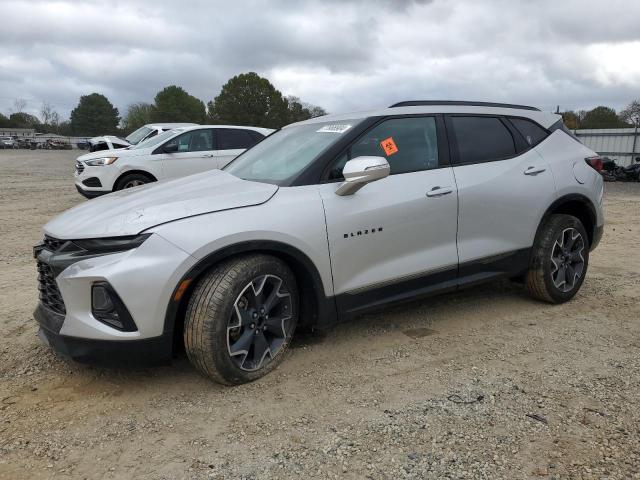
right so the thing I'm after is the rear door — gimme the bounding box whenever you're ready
[447,115,556,277]
[160,128,217,179]
[318,116,459,315]
[215,128,260,168]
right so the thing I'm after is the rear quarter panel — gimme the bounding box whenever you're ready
[534,131,604,227]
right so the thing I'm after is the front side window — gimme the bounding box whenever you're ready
[165,129,214,152]
[509,118,549,146]
[327,116,439,180]
[218,129,256,150]
[225,119,363,184]
[450,116,516,164]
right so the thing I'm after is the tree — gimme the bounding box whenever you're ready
[208,72,290,128]
[40,102,60,127]
[561,110,580,130]
[580,106,625,129]
[12,98,27,114]
[284,96,327,123]
[8,112,40,128]
[70,93,120,136]
[122,102,155,133]
[152,86,206,123]
[0,112,10,128]
[620,100,640,127]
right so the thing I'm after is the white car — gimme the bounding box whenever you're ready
[87,123,196,152]
[0,136,17,149]
[36,101,604,384]
[74,125,273,197]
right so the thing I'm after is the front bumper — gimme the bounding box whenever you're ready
[33,233,197,364]
[76,184,110,199]
[35,303,172,365]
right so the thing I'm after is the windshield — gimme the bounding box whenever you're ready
[131,129,179,150]
[224,119,363,184]
[125,126,153,144]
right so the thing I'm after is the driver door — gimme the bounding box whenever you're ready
[160,129,217,180]
[317,116,459,316]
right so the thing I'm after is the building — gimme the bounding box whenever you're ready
[0,127,35,138]
[574,127,639,166]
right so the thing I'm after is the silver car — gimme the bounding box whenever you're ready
[34,101,604,384]
[0,136,16,149]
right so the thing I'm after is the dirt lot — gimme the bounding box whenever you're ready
[0,149,639,480]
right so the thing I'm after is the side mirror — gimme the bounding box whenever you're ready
[336,156,390,196]
[163,142,179,154]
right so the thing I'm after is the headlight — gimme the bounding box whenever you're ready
[84,156,118,166]
[72,234,151,253]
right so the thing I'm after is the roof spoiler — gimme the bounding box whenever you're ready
[389,100,540,111]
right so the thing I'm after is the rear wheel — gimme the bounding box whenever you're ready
[183,255,298,385]
[526,214,589,303]
[115,173,153,190]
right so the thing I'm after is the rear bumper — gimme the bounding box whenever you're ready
[35,304,172,366]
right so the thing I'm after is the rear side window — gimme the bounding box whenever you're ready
[218,129,256,150]
[450,116,516,164]
[509,118,549,146]
[550,119,582,143]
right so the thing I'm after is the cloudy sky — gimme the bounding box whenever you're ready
[1,0,639,121]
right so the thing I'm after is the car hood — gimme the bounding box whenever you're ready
[77,147,146,161]
[44,170,279,239]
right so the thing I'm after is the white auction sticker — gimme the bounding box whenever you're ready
[316,124,352,134]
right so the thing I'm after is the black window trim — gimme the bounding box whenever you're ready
[505,116,551,150]
[445,113,541,166]
[318,114,451,184]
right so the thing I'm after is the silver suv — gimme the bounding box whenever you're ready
[34,101,604,384]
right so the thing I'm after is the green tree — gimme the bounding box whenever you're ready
[580,106,625,129]
[620,100,640,126]
[0,112,10,128]
[8,112,40,128]
[152,86,206,123]
[69,93,120,136]
[208,72,290,128]
[123,102,155,133]
[284,96,327,123]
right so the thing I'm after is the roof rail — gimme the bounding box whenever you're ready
[389,100,540,111]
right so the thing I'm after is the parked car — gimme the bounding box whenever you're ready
[87,123,197,152]
[87,135,131,152]
[74,125,272,198]
[0,136,17,149]
[35,101,604,385]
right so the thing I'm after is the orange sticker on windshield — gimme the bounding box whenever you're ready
[380,137,398,156]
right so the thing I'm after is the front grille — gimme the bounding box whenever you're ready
[37,260,66,315]
[75,161,84,174]
[43,235,65,252]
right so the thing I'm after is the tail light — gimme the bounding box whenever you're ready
[585,156,603,172]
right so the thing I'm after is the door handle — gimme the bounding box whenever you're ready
[524,166,546,175]
[202,154,215,158]
[426,186,453,197]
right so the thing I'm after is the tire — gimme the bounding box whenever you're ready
[526,214,589,304]
[184,254,299,385]
[115,173,153,190]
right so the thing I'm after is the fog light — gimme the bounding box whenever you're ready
[91,282,137,332]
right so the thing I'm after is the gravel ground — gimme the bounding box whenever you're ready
[1,150,639,480]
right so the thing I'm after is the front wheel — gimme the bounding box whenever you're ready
[115,173,152,190]
[526,214,589,304]
[184,255,298,385]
